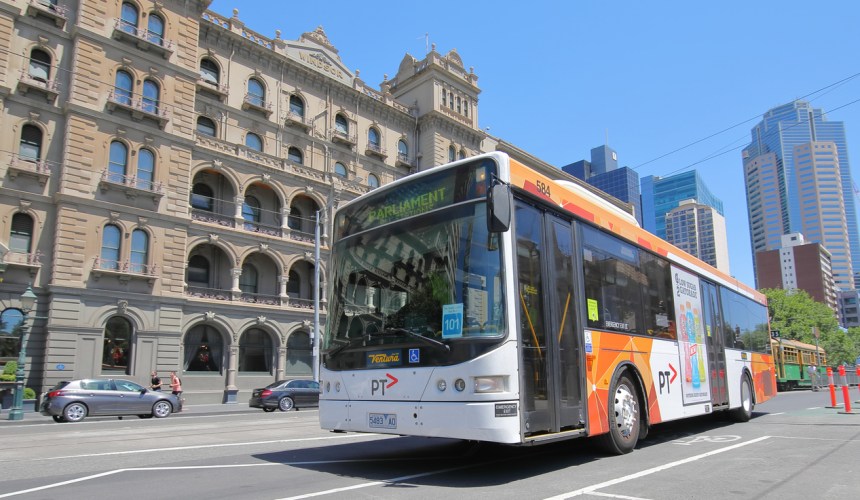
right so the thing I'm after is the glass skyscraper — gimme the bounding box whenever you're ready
[562,145,642,226]
[640,170,723,239]
[743,100,860,289]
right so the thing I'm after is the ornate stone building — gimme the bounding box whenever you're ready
[0,0,494,403]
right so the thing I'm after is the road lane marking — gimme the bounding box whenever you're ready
[590,492,652,500]
[767,412,785,416]
[543,436,772,499]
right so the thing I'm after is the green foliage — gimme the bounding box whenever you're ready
[23,387,35,399]
[763,288,857,365]
[2,361,17,376]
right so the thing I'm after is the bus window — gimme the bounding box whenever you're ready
[719,287,769,352]
[581,225,642,334]
[641,252,675,339]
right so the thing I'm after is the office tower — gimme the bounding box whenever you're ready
[743,100,860,289]
[640,171,723,239]
[562,145,642,225]
[755,234,839,318]
[665,199,730,272]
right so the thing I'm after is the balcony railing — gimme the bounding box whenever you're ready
[17,69,60,102]
[186,286,232,301]
[26,0,67,28]
[365,143,387,159]
[286,297,315,310]
[289,229,315,244]
[190,196,237,228]
[186,287,319,310]
[92,258,159,284]
[242,94,273,117]
[99,170,164,202]
[195,78,229,101]
[284,111,312,131]
[239,292,282,306]
[107,89,170,128]
[331,128,357,147]
[396,152,414,168]
[7,154,51,185]
[243,218,283,238]
[112,18,174,58]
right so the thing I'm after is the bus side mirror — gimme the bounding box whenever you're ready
[487,181,511,233]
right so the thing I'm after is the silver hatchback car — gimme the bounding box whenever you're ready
[40,378,182,423]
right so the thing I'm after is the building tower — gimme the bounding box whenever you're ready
[665,199,730,272]
[640,170,723,239]
[743,100,860,289]
[562,145,641,226]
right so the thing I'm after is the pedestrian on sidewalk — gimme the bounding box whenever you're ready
[808,364,819,391]
[150,371,162,391]
[169,371,183,400]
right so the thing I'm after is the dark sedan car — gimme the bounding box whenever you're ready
[249,379,320,412]
[40,378,182,422]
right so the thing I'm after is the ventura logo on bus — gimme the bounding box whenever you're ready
[367,350,402,367]
[367,187,449,225]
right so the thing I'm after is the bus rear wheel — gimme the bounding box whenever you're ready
[598,373,640,455]
[730,375,754,422]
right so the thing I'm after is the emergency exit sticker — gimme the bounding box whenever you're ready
[587,299,599,322]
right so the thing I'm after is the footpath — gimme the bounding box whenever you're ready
[0,403,257,425]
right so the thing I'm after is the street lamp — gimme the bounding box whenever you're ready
[8,284,36,421]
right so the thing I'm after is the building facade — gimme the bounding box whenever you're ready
[755,234,838,318]
[665,199,730,272]
[0,0,495,403]
[562,145,642,226]
[640,170,723,239]
[742,100,860,289]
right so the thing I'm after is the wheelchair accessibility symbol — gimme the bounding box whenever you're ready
[409,348,420,363]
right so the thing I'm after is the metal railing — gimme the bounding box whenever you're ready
[100,170,164,194]
[113,18,175,53]
[93,257,158,276]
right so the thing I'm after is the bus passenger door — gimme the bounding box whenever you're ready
[701,281,728,407]
[514,202,583,436]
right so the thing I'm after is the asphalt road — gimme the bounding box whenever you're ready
[1,390,858,499]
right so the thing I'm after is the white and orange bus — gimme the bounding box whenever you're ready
[319,152,776,453]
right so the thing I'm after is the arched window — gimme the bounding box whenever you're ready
[199,58,219,85]
[120,2,138,33]
[287,208,302,232]
[242,195,261,223]
[239,263,258,294]
[19,124,42,161]
[130,229,148,273]
[335,114,348,134]
[456,96,461,113]
[448,145,456,163]
[287,146,303,164]
[137,148,154,187]
[100,224,121,270]
[247,78,265,107]
[108,141,128,183]
[184,325,222,372]
[9,213,34,254]
[186,255,209,285]
[245,133,262,152]
[28,49,51,82]
[441,89,446,108]
[285,332,311,375]
[368,174,379,188]
[397,139,408,160]
[239,328,273,372]
[289,95,304,118]
[114,69,133,105]
[190,183,213,211]
[0,308,25,360]
[459,149,466,160]
[196,116,216,137]
[464,100,470,117]
[368,128,380,147]
[146,13,165,45]
[287,270,300,297]
[141,79,159,114]
[449,91,454,109]
[102,316,133,374]
[334,162,347,178]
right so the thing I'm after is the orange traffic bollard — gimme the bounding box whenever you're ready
[856,366,860,404]
[838,365,857,415]
[826,366,840,408]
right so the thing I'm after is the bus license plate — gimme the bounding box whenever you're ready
[368,413,397,429]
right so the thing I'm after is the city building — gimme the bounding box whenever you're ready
[563,145,642,226]
[755,234,838,318]
[640,170,723,239]
[0,0,611,403]
[742,100,860,289]
[665,199,730,272]
[838,290,859,328]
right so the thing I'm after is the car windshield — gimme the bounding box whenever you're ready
[323,201,506,369]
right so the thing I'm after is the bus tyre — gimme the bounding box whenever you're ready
[598,373,640,455]
[730,375,754,422]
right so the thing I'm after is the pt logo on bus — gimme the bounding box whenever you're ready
[371,373,399,395]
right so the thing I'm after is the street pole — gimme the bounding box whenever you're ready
[8,285,37,421]
[814,326,822,365]
[313,209,321,382]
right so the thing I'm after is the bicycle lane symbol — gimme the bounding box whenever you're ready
[672,435,742,446]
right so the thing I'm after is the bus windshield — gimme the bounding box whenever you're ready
[323,200,506,369]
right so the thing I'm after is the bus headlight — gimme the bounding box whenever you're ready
[325,382,331,393]
[335,382,341,392]
[437,379,447,392]
[454,378,466,392]
[474,376,506,393]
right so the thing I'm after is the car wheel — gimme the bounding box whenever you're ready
[263,407,276,412]
[63,402,88,423]
[597,372,640,455]
[278,396,295,412]
[52,415,66,423]
[152,400,172,418]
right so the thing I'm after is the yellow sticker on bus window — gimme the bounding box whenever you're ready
[587,299,599,322]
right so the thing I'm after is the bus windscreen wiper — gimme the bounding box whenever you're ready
[375,327,451,352]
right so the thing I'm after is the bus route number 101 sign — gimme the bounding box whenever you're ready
[442,303,464,339]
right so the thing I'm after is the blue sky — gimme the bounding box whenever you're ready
[208,0,860,286]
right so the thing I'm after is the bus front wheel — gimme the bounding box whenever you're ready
[598,373,640,454]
